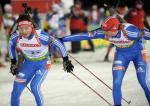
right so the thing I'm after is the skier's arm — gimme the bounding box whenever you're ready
[8,33,18,60]
[39,31,68,58]
[143,30,150,40]
[52,38,74,72]
[126,25,150,40]
[62,29,105,42]
[8,33,19,75]
[125,25,141,40]
[39,31,74,72]
[52,39,68,57]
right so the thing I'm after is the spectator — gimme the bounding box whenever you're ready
[3,4,15,42]
[3,4,15,61]
[32,8,41,28]
[88,5,100,25]
[69,0,87,53]
[124,0,149,30]
[0,5,6,67]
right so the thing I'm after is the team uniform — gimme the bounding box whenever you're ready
[9,29,68,106]
[61,23,150,105]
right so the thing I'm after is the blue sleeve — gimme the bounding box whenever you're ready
[39,31,51,45]
[52,39,68,57]
[125,25,141,40]
[144,30,150,40]
[39,31,68,57]
[62,29,105,42]
[8,33,18,59]
[125,25,150,40]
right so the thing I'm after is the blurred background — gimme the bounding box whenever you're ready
[0,1,150,106]
[0,0,150,65]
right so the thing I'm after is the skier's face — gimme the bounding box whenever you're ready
[104,31,118,40]
[18,24,32,38]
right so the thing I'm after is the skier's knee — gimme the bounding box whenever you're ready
[15,77,26,83]
[114,81,121,88]
[138,80,148,89]
[30,83,38,94]
[11,89,20,99]
[113,78,122,88]
[113,66,125,71]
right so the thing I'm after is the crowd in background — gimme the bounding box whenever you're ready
[0,0,150,67]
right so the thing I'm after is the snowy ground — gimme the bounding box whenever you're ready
[0,46,150,106]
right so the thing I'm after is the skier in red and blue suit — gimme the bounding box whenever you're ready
[8,14,74,106]
[61,16,150,105]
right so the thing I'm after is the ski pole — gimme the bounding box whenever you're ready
[26,85,32,94]
[70,72,113,106]
[68,54,131,105]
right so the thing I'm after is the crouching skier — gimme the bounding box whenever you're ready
[60,16,150,106]
[8,14,74,106]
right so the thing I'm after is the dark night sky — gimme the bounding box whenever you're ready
[1,0,150,14]
[79,0,150,15]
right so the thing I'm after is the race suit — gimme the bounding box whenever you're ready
[61,23,150,105]
[9,29,68,106]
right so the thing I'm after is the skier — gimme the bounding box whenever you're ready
[61,16,150,105]
[9,14,74,106]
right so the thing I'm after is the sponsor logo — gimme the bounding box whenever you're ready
[36,70,42,75]
[110,40,131,44]
[114,60,122,64]
[20,43,40,47]
[15,77,26,83]
[109,37,134,48]
[109,38,134,48]
[113,66,125,71]
[137,67,145,73]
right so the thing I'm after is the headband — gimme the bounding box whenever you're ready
[18,20,32,26]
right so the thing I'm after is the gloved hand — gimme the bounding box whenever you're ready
[10,59,19,75]
[63,56,74,73]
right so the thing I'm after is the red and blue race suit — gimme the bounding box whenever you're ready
[9,29,68,106]
[61,23,150,105]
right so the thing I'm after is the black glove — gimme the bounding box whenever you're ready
[63,56,74,73]
[10,59,19,75]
